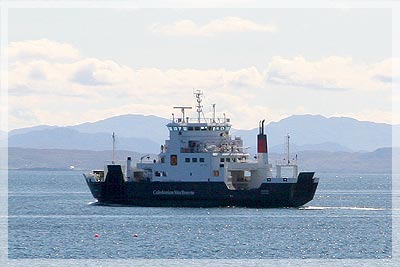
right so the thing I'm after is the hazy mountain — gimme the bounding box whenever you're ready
[8,127,161,154]
[232,115,396,153]
[69,114,170,144]
[8,147,155,171]
[8,147,396,173]
[272,147,394,174]
[269,142,353,154]
[9,125,58,136]
[6,114,397,153]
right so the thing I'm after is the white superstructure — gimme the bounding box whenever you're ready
[127,90,281,190]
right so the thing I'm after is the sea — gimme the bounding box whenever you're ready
[4,170,397,266]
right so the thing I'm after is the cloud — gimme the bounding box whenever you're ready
[7,39,81,62]
[5,39,398,129]
[334,109,395,125]
[150,16,277,37]
[266,56,398,91]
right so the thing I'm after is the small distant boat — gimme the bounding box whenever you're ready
[83,91,319,207]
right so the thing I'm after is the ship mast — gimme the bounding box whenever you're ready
[194,90,204,123]
[112,132,115,164]
[286,133,290,165]
[211,104,216,123]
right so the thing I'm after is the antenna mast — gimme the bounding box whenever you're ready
[286,133,290,165]
[173,106,192,123]
[112,132,115,164]
[211,104,216,123]
[194,90,204,123]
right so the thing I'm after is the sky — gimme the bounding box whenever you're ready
[3,5,399,130]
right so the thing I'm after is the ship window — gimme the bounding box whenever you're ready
[173,126,179,131]
[226,158,231,163]
[192,158,197,163]
[195,127,200,131]
[208,126,213,131]
[188,127,194,131]
[185,158,190,163]
[199,158,205,163]
[220,126,225,131]
[226,126,231,131]
[213,170,219,176]
[162,171,167,177]
[214,126,220,131]
[220,158,224,162]
[201,126,207,131]
[161,157,165,163]
[155,171,161,177]
[233,158,237,162]
[219,164,224,168]
[170,155,178,166]
[168,127,173,131]
[182,126,188,131]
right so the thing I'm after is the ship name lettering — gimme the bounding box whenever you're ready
[153,190,195,196]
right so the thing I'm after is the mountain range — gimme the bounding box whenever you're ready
[4,114,398,155]
[7,147,395,174]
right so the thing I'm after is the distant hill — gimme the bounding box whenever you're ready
[6,114,398,153]
[266,115,393,151]
[8,127,161,154]
[69,114,170,144]
[232,115,396,153]
[269,142,353,153]
[268,147,394,174]
[9,125,58,137]
[8,147,396,173]
[8,147,155,171]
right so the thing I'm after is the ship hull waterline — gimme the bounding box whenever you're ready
[85,172,318,208]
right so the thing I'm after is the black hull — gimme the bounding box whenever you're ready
[86,166,318,208]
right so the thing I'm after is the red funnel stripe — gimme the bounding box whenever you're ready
[257,134,268,153]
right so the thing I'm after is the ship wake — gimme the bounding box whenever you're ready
[300,206,386,211]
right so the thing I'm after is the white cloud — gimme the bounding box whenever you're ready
[266,56,398,91]
[334,109,396,125]
[150,16,277,37]
[7,39,81,62]
[5,39,399,129]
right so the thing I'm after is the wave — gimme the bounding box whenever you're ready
[300,206,386,211]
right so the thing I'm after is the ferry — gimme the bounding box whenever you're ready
[83,91,319,207]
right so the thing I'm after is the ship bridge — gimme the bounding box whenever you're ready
[163,91,242,155]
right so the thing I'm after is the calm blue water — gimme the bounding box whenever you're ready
[8,170,391,259]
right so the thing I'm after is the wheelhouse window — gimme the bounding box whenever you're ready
[199,158,205,163]
[185,158,190,163]
[192,158,197,163]
[170,155,178,166]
